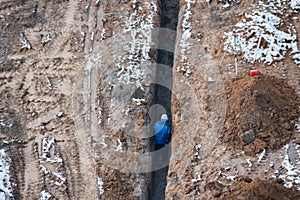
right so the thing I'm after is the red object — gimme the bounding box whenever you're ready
[250,69,259,76]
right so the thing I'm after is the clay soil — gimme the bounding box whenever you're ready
[220,177,300,200]
[220,75,300,155]
[220,76,299,155]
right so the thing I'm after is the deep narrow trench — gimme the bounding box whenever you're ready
[149,0,179,199]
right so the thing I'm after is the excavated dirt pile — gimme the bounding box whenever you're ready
[220,75,300,155]
[219,178,300,200]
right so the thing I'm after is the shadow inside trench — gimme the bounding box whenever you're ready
[149,0,179,199]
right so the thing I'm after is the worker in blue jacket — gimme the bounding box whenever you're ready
[153,114,172,148]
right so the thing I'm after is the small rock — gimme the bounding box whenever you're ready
[294,138,300,144]
[252,90,261,97]
[244,139,266,155]
[241,129,256,145]
[282,122,292,131]
[258,131,269,138]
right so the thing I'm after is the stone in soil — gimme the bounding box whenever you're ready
[220,75,300,155]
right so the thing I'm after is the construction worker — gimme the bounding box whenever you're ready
[153,114,172,149]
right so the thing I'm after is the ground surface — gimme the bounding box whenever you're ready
[167,0,300,199]
[0,0,300,200]
[0,0,158,199]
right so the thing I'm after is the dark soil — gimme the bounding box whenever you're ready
[150,0,179,200]
[219,178,300,200]
[220,75,300,155]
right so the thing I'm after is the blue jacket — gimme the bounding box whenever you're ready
[153,119,172,145]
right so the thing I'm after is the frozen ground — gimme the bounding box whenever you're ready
[0,149,13,199]
[224,0,300,65]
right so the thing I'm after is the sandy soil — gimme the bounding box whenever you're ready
[0,0,158,199]
[167,0,300,199]
[1,0,300,199]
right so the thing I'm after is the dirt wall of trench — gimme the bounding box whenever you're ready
[167,0,300,199]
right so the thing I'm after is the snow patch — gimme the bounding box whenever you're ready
[223,1,300,65]
[39,138,67,190]
[115,139,123,152]
[177,0,195,76]
[0,149,14,199]
[96,0,101,6]
[206,0,241,8]
[194,144,201,160]
[100,135,108,148]
[91,31,95,41]
[218,170,236,182]
[257,149,266,164]
[97,100,103,125]
[293,53,300,64]
[247,159,252,168]
[20,32,31,50]
[41,34,52,45]
[97,176,104,199]
[40,190,52,200]
[116,1,157,88]
[278,144,300,189]
[132,98,146,106]
[291,0,300,9]
[0,119,13,128]
[191,172,202,183]
[101,29,106,41]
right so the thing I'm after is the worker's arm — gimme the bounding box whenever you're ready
[164,126,172,145]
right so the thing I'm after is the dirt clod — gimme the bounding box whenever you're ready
[220,75,299,155]
[220,178,300,200]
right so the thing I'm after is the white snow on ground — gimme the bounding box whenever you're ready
[191,172,202,183]
[218,0,241,8]
[296,118,300,132]
[97,100,103,125]
[115,139,123,152]
[206,0,241,7]
[247,159,252,168]
[91,31,95,41]
[40,190,52,200]
[116,1,157,88]
[100,135,108,148]
[97,176,104,199]
[54,111,64,118]
[291,0,300,9]
[45,77,53,90]
[176,0,195,76]
[39,138,67,188]
[132,98,146,106]
[293,53,300,64]
[223,0,300,65]
[0,119,12,128]
[218,170,237,183]
[41,34,52,45]
[257,149,266,164]
[272,144,300,190]
[0,149,14,199]
[194,144,201,160]
[105,1,157,126]
[96,0,101,6]
[20,32,31,50]
[101,28,106,41]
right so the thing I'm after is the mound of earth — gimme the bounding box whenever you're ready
[219,178,300,200]
[220,75,299,155]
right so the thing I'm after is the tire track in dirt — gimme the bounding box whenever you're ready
[17,46,93,199]
[35,0,83,60]
[73,67,98,199]
[23,141,41,199]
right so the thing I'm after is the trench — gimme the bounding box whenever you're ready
[149,0,179,199]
